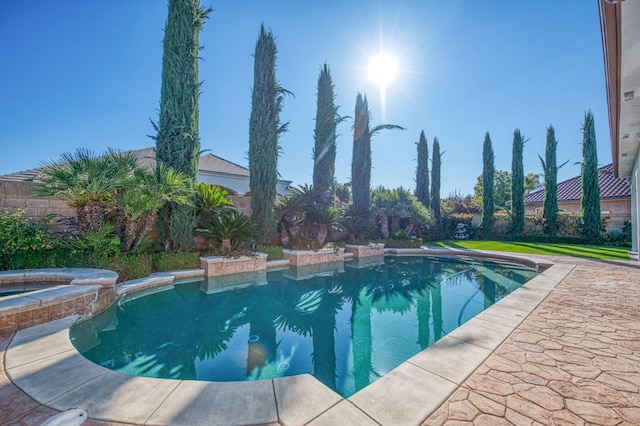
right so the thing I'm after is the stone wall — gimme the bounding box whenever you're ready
[0,180,78,233]
[0,180,254,237]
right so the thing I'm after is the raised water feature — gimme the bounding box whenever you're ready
[71,255,538,397]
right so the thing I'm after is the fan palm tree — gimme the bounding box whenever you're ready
[116,163,193,252]
[35,148,138,232]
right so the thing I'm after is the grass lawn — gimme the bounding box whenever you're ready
[426,240,631,260]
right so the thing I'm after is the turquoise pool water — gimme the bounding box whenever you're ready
[71,256,538,397]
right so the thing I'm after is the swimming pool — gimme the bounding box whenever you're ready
[71,256,538,397]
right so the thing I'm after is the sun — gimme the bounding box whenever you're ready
[367,51,399,90]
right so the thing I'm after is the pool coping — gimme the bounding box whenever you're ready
[2,250,574,425]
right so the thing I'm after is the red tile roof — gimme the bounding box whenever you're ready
[524,164,631,204]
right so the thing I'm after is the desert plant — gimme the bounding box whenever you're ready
[115,163,193,252]
[196,211,257,253]
[195,182,234,224]
[35,148,138,232]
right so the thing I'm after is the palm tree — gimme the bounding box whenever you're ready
[196,211,257,253]
[116,163,193,252]
[35,148,138,232]
[194,182,234,224]
[351,93,404,213]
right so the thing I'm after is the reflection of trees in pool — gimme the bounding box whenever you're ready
[77,257,535,395]
[83,285,246,379]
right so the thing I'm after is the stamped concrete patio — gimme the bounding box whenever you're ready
[1,254,639,425]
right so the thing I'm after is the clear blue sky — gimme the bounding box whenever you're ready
[0,1,610,197]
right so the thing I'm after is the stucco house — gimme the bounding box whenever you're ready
[523,164,631,232]
[598,0,640,257]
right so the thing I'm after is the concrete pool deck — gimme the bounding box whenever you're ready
[1,254,639,425]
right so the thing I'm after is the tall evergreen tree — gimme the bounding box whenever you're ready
[415,130,430,208]
[581,110,600,238]
[249,25,290,244]
[511,129,525,234]
[351,93,404,213]
[430,137,441,228]
[313,63,343,197]
[541,125,559,235]
[481,132,495,232]
[154,0,211,251]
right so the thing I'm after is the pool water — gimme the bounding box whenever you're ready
[71,256,538,397]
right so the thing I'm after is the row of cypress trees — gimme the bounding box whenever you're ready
[415,132,442,228]
[482,111,600,237]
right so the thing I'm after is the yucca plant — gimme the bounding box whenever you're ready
[196,211,257,253]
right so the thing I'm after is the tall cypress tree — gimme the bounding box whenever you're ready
[541,125,559,235]
[154,0,211,251]
[511,129,525,234]
[430,137,441,228]
[581,110,600,238]
[313,63,341,195]
[351,93,404,213]
[249,25,289,244]
[482,132,495,232]
[415,130,430,208]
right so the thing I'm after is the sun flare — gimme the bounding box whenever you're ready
[367,51,399,90]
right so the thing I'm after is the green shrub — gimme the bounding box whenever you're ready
[256,245,283,260]
[0,207,55,270]
[153,252,201,271]
[102,253,153,282]
[382,238,423,248]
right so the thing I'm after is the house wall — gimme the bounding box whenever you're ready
[0,180,78,233]
[524,198,631,233]
[632,155,639,253]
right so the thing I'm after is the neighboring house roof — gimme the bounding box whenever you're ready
[0,147,252,182]
[524,164,631,205]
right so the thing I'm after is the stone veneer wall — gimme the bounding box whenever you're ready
[344,244,385,258]
[282,248,345,266]
[200,254,267,277]
[0,287,114,335]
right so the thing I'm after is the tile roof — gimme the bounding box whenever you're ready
[0,147,251,181]
[524,164,631,204]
